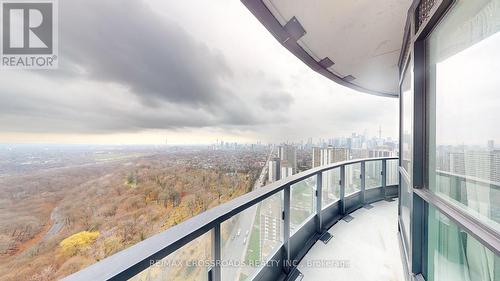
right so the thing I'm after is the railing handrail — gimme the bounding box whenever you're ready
[63,156,398,281]
[436,170,500,188]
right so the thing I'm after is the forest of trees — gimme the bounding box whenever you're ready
[0,150,264,281]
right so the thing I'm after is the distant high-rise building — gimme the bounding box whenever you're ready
[320,146,350,165]
[488,140,495,151]
[351,148,394,160]
[350,148,369,160]
[492,150,500,183]
[313,146,350,193]
[446,150,500,183]
[369,149,394,158]
[346,138,352,149]
[312,147,322,168]
[268,158,281,182]
[279,145,297,174]
[280,162,294,179]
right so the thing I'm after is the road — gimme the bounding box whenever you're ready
[222,148,273,281]
[43,207,64,241]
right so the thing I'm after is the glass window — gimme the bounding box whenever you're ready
[322,168,340,208]
[401,59,413,179]
[365,160,382,189]
[400,57,413,246]
[258,192,283,264]
[345,163,361,196]
[427,205,499,281]
[221,191,283,281]
[400,179,411,241]
[427,0,500,232]
[131,232,211,281]
[290,176,316,234]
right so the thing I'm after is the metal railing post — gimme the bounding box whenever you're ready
[360,161,366,204]
[210,223,222,281]
[382,159,387,198]
[316,172,323,233]
[453,175,462,202]
[340,165,346,215]
[283,184,291,273]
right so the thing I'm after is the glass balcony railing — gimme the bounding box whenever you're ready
[345,162,362,196]
[321,168,341,209]
[62,157,398,281]
[365,160,383,189]
[290,175,316,235]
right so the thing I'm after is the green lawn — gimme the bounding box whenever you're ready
[239,273,249,281]
[290,181,313,225]
[245,205,261,264]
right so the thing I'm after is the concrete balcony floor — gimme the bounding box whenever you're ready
[297,199,404,281]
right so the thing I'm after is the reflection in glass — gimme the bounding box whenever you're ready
[400,54,413,246]
[400,180,411,241]
[258,192,283,264]
[290,176,316,234]
[427,206,499,281]
[322,168,340,208]
[345,163,361,196]
[401,59,413,178]
[365,161,382,189]
[221,192,283,281]
[131,232,211,281]
[426,0,500,232]
[345,163,361,197]
[387,159,399,186]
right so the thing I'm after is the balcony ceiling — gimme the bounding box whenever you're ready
[242,0,413,97]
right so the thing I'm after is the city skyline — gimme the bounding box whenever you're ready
[1,129,398,146]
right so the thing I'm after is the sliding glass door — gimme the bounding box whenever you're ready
[400,55,413,263]
[425,0,500,280]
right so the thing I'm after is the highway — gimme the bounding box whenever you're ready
[221,147,273,281]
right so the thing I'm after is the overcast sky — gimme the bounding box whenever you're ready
[0,0,399,145]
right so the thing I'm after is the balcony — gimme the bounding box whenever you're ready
[60,0,500,280]
[62,157,400,281]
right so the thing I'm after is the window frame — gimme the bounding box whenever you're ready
[398,0,500,280]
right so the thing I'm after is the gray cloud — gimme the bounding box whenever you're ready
[258,92,294,111]
[0,0,296,133]
[0,0,399,141]
[59,0,233,108]
[0,79,266,133]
